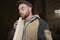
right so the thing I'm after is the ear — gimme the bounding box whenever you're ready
[29,7,32,11]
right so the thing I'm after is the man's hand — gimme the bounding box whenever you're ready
[13,20,18,29]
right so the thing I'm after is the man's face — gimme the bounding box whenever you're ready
[18,4,31,19]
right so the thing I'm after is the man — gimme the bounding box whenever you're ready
[8,0,52,40]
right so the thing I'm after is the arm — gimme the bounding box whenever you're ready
[44,29,52,40]
[38,18,52,40]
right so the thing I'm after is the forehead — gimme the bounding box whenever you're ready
[18,4,29,8]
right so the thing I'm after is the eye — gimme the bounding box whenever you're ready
[21,7,25,10]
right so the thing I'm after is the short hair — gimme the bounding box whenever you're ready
[16,0,32,8]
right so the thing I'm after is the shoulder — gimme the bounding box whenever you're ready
[38,18,49,30]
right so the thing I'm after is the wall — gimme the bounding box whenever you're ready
[1,0,19,40]
[46,0,60,40]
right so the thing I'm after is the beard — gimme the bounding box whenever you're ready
[20,13,29,20]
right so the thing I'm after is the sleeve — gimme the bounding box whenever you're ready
[38,18,52,40]
[7,29,15,40]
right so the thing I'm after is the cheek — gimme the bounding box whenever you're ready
[19,10,25,14]
[19,9,29,15]
[23,10,28,14]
